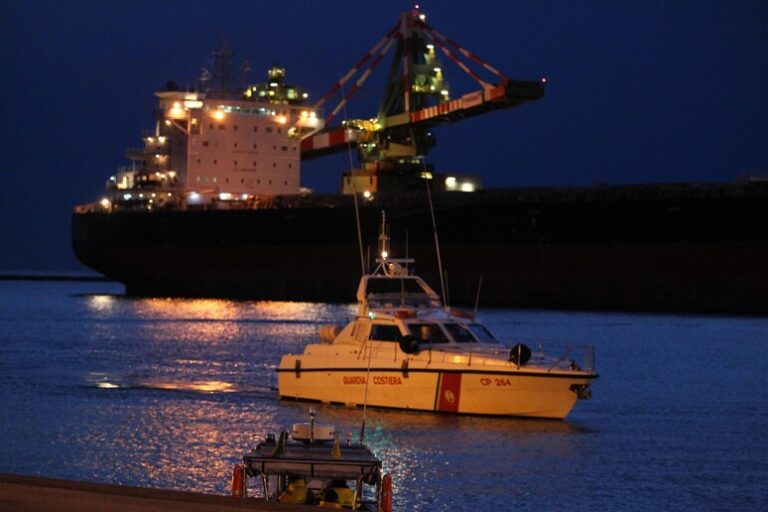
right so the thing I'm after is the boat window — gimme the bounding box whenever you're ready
[444,323,477,343]
[370,324,401,342]
[407,323,449,344]
[467,323,500,344]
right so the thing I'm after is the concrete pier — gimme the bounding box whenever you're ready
[0,473,309,511]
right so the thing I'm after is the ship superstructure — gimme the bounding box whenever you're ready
[100,55,322,213]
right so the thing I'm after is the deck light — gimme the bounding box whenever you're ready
[212,110,225,121]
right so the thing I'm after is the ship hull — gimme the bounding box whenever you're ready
[72,185,768,314]
[277,355,596,419]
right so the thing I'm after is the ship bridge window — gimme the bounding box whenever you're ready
[444,323,477,343]
[370,324,401,342]
[408,323,449,344]
[467,324,500,344]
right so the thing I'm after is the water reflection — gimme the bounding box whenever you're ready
[134,379,237,393]
[86,294,117,313]
[135,298,243,320]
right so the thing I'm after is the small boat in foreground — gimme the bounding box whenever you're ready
[278,213,598,419]
[232,409,391,510]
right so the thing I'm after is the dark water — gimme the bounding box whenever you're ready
[1,280,766,511]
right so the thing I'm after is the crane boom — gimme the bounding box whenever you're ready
[301,79,542,160]
[298,7,545,193]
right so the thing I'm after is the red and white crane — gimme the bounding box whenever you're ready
[300,6,544,169]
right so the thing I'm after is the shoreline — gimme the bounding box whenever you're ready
[0,274,109,282]
[0,472,309,511]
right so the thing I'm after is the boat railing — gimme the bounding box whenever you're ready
[392,340,595,372]
[540,343,595,372]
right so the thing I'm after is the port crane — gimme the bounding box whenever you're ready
[300,6,544,193]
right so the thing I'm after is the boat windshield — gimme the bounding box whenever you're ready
[407,323,449,344]
[443,323,477,343]
[467,323,500,344]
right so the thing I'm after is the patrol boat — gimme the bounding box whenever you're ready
[231,408,392,511]
[277,214,598,419]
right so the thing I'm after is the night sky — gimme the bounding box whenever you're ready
[1,1,766,272]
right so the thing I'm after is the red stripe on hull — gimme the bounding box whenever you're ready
[436,373,462,412]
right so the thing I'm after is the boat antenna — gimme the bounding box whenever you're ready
[377,210,389,263]
[361,212,390,443]
[474,274,483,314]
[424,169,447,308]
[338,71,367,277]
[360,326,375,444]
[353,186,366,277]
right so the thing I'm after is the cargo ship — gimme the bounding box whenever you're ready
[72,9,768,315]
